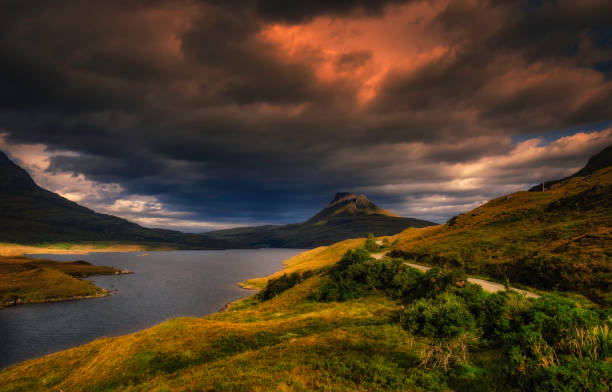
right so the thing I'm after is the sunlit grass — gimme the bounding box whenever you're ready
[0,255,120,307]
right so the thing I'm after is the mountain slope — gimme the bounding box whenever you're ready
[389,144,612,303]
[207,192,435,248]
[529,144,612,191]
[0,151,234,248]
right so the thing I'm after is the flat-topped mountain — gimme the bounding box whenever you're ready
[207,192,435,248]
[0,151,234,248]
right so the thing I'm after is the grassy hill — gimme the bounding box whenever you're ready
[387,151,611,304]
[0,151,235,249]
[207,193,435,248]
[0,256,123,308]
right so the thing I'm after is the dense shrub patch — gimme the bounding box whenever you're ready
[258,270,314,300]
[313,248,612,391]
[312,249,424,301]
[364,233,381,253]
[402,293,477,339]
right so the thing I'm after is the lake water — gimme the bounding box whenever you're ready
[0,249,303,369]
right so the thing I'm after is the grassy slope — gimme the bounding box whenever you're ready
[0,236,609,391]
[0,256,121,307]
[0,240,434,392]
[389,166,612,304]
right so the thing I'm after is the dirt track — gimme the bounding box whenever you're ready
[371,253,540,298]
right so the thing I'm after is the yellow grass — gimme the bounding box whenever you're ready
[241,238,364,289]
[0,242,152,257]
[0,236,408,392]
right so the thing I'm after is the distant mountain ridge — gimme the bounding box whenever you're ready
[0,151,433,248]
[207,192,435,248]
[0,151,234,248]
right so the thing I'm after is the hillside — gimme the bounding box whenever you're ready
[0,151,234,249]
[529,144,612,191]
[388,145,612,304]
[207,192,435,248]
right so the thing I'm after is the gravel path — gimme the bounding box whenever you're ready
[370,253,540,298]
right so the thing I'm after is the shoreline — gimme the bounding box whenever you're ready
[219,282,262,312]
[1,289,113,310]
[0,248,311,372]
[0,243,171,257]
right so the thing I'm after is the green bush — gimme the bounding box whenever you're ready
[404,268,468,300]
[258,270,314,301]
[315,246,612,391]
[364,233,381,253]
[313,249,421,302]
[402,293,477,339]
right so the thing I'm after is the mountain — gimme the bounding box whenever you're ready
[529,144,612,191]
[0,151,234,248]
[207,192,435,248]
[389,143,612,303]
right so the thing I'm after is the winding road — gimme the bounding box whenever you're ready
[371,252,540,298]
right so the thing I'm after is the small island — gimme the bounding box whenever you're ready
[0,255,130,309]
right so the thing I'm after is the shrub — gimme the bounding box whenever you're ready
[258,270,314,301]
[500,295,612,391]
[447,215,459,226]
[404,268,468,300]
[402,293,478,339]
[314,249,421,302]
[364,233,381,253]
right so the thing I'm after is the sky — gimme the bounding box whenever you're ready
[0,0,611,232]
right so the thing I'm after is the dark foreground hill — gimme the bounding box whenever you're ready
[207,192,435,248]
[0,151,234,248]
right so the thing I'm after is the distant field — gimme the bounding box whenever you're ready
[0,242,170,257]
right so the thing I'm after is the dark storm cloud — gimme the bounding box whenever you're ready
[0,0,611,226]
[251,0,413,23]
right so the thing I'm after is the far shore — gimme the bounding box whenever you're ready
[3,290,112,309]
[0,243,172,257]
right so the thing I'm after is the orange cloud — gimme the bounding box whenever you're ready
[258,1,450,103]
